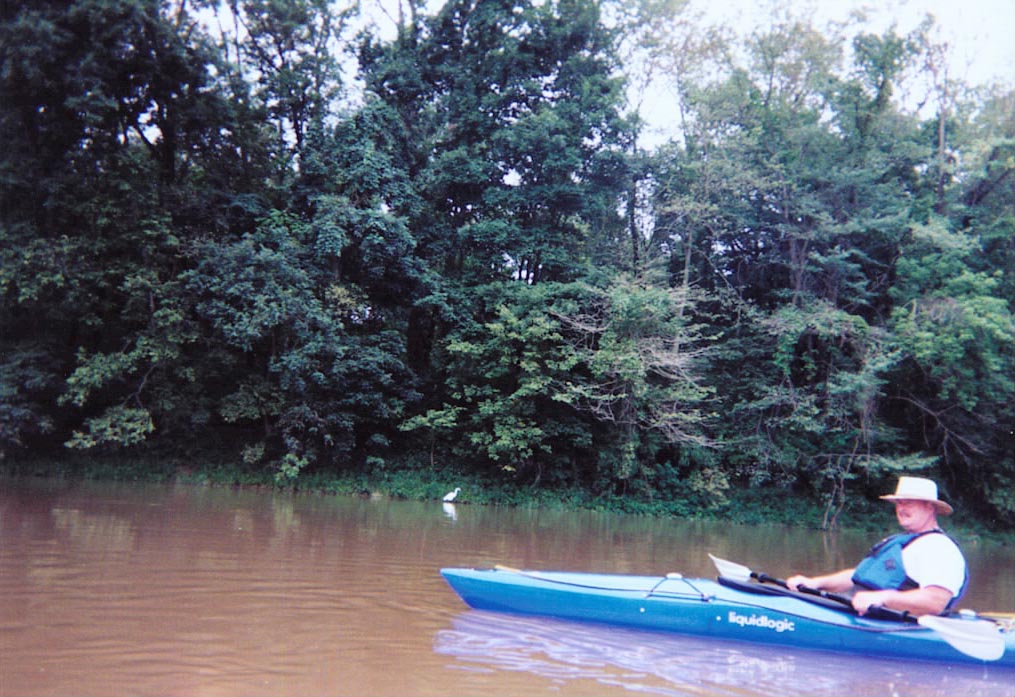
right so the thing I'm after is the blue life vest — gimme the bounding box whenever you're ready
[851,530,968,610]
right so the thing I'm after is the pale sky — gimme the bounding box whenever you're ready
[363,0,1012,89]
[691,0,1013,86]
[632,0,1014,145]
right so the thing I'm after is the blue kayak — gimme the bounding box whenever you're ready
[440,566,1015,667]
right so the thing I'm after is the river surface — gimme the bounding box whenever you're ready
[1,478,1012,697]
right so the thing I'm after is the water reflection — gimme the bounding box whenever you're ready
[443,502,458,521]
[436,611,1013,697]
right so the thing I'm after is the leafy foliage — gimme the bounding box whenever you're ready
[401,282,589,484]
[556,275,715,483]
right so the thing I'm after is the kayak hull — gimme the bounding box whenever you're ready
[440,567,1015,667]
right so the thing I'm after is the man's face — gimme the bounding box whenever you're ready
[894,499,937,532]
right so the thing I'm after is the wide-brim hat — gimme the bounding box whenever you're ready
[880,476,953,515]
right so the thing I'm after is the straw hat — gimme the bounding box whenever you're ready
[880,476,953,515]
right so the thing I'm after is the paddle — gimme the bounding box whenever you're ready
[708,554,866,613]
[708,554,1007,662]
[917,615,1007,661]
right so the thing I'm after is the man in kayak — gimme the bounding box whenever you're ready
[786,476,967,617]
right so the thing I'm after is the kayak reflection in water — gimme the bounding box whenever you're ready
[787,476,968,618]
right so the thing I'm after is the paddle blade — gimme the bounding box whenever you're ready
[708,554,753,582]
[494,564,523,574]
[918,615,1007,662]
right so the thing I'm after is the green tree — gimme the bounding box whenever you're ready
[358,0,634,473]
[0,0,239,454]
[230,0,349,163]
[183,210,418,478]
[556,273,715,491]
[359,0,630,287]
[401,282,590,485]
[648,17,940,521]
[887,219,1015,523]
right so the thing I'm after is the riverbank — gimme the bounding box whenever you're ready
[4,453,1011,544]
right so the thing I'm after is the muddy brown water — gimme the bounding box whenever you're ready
[1,478,1012,696]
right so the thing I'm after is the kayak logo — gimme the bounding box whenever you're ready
[727,611,796,633]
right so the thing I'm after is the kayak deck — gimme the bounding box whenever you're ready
[440,566,1015,667]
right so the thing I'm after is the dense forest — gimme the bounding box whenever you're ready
[2,0,1012,528]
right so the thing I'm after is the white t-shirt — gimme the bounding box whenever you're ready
[901,533,967,596]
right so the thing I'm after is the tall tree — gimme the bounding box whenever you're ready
[648,17,940,520]
[360,0,630,286]
[231,0,349,165]
[884,84,1015,522]
[0,0,264,455]
[556,272,715,490]
[358,0,633,466]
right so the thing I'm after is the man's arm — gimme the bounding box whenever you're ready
[852,585,953,617]
[786,568,856,593]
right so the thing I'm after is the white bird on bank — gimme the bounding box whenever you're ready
[443,487,461,502]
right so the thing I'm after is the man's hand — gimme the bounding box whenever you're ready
[852,589,895,615]
[785,575,814,592]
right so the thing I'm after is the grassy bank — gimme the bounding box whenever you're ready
[4,453,1010,544]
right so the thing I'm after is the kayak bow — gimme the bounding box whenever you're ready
[440,565,1014,667]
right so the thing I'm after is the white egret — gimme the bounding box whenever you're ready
[443,487,461,502]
